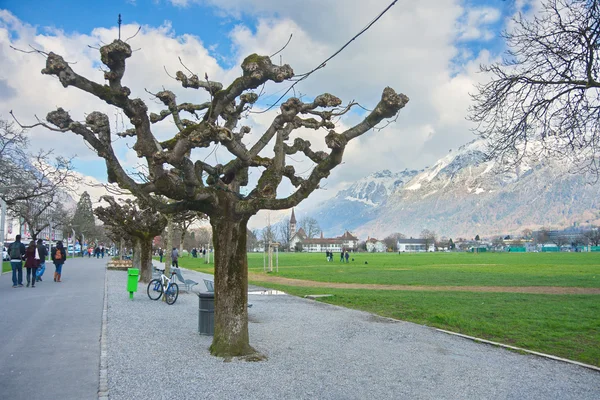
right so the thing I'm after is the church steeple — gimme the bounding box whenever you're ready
[290,208,297,238]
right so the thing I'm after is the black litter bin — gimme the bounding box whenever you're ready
[198,292,215,336]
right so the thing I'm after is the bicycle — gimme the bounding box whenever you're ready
[147,268,179,305]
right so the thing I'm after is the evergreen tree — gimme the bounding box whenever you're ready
[71,191,96,245]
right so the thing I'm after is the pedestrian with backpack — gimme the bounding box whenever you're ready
[24,240,39,287]
[51,241,66,282]
[8,234,26,288]
[36,239,48,282]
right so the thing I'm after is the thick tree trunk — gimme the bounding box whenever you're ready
[132,238,142,271]
[165,216,173,276]
[139,237,153,283]
[180,230,185,257]
[209,216,255,357]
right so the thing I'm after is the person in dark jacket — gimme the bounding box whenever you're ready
[36,239,48,282]
[51,241,66,282]
[24,240,39,287]
[171,247,179,268]
[8,234,26,288]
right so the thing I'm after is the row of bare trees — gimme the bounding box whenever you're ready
[0,119,75,242]
[15,0,597,358]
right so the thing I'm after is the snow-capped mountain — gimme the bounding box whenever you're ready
[311,139,600,239]
[311,169,418,235]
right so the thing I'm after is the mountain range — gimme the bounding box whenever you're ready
[310,139,600,240]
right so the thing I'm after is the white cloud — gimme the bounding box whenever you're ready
[1,0,506,228]
[457,7,501,41]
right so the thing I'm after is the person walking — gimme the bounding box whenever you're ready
[159,248,163,263]
[24,240,39,287]
[8,234,26,288]
[171,247,179,268]
[36,239,48,282]
[51,241,66,282]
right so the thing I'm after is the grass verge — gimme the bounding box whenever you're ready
[180,252,600,366]
[249,281,600,367]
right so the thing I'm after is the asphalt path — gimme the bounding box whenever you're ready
[0,255,106,400]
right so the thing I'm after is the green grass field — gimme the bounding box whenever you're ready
[182,251,600,367]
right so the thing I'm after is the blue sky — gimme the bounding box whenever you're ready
[0,0,525,216]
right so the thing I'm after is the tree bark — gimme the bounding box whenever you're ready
[132,237,141,272]
[209,216,255,357]
[165,216,173,276]
[139,237,153,283]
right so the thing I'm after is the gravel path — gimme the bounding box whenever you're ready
[106,268,599,400]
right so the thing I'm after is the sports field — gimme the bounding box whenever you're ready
[181,252,600,367]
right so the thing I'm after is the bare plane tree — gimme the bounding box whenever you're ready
[16,37,408,356]
[94,196,167,282]
[469,0,600,174]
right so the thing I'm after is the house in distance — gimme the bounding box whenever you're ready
[288,209,359,252]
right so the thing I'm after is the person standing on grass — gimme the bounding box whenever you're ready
[36,239,48,282]
[171,247,179,268]
[8,234,26,288]
[340,250,344,262]
[159,248,164,263]
[24,240,39,287]
[51,241,66,282]
[345,251,350,263]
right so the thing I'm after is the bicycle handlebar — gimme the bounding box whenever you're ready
[154,268,176,276]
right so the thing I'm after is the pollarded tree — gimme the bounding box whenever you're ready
[469,0,600,174]
[20,38,408,357]
[94,196,167,282]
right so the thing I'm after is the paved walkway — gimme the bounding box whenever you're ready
[106,266,600,400]
[2,258,600,399]
[0,255,106,400]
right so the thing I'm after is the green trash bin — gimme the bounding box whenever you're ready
[198,292,215,336]
[127,268,139,300]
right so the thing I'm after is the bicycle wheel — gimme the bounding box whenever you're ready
[147,279,163,300]
[165,282,179,305]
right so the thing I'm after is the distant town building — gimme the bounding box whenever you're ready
[288,210,359,252]
[397,238,434,252]
[3,215,64,244]
[366,238,386,252]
